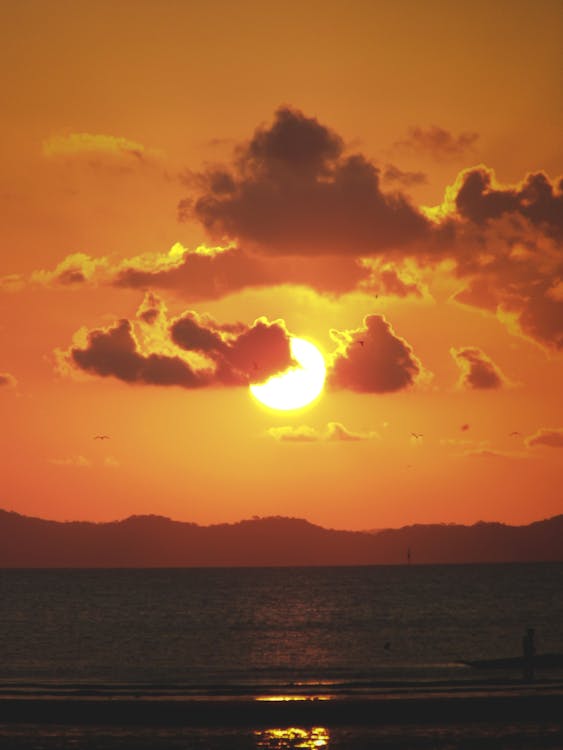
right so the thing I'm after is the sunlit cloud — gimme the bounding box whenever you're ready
[525,427,563,448]
[267,422,379,442]
[0,372,17,388]
[42,132,161,163]
[451,346,511,390]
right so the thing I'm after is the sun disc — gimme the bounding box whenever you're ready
[250,338,326,411]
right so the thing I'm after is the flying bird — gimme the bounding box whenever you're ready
[357,340,365,347]
[509,431,522,437]
[411,432,423,439]
[461,423,470,431]
[94,435,111,440]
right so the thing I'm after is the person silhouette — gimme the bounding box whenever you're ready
[522,628,536,682]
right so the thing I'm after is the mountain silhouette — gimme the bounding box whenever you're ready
[0,509,562,567]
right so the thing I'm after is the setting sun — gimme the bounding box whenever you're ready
[249,338,326,411]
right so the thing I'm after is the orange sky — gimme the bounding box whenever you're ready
[1,0,562,530]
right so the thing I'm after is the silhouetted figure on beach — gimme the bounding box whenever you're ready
[522,628,536,682]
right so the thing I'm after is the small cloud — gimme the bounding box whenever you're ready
[0,372,17,388]
[267,422,378,443]
[394,125,479,160]
[0,274,25,292]
[267,425,319,443]
[325,422,379,441]
[49,455,91,467]
[42,133,159,163]
[526,427,563,448]
[382,164,427,186]
[329,314,429,393]
[451,346,510,390]
[30,253,108,288]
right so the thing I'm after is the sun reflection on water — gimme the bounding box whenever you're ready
[255,726,330,748]
[256,695,331,702]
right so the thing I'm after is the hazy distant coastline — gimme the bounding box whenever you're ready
[1,509,561,567]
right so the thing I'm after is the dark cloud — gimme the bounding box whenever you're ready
[453,167,563,238]
[64,311,293,389]
[171,313,293,383]
[0,372,17,388]
[17,108,563,353]
[182,106,430,255]
[170,312,226,353]
[451,347,508,389]
[395,125,479,160]
[114,245,368,299]
[441,167,563,350]
[57,269,87,285]
[525,428,563,448]
[245,105,344,177]
[362,263,423,298]
[328,314,426,393]
[69,320,207,388]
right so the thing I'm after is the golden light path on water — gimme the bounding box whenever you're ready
[254,726,330,748]
[249,338,326,411]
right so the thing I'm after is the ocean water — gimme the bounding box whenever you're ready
[1,564,562,687]
[0,564,562,748]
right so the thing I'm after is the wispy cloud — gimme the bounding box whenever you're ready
[526,427,563,448]
[49,455,91,468]
[267,422,379,443]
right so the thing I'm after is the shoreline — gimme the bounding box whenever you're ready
[1,687,562,727]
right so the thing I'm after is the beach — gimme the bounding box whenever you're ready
[1,680,562,749]
[2,565,562,747]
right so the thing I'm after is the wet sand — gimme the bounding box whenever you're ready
[1,684,562,728]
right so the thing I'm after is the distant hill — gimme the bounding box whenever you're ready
[0,509,562,567]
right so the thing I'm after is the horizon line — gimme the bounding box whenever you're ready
[1,507,561,534]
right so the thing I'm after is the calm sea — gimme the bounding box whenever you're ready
[0,564,562,748]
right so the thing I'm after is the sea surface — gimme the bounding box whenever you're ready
[0,564,562,748]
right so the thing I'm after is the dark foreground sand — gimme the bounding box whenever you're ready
[1,686,563,749]
[0,722,562,750]
[1,687,563,726]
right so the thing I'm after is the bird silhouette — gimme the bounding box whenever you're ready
[358,340,365,347]
[509,431,522,437]
[411,432,423,439]
[94,435,110,440]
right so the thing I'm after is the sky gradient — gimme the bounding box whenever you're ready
[1,0,562,529]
